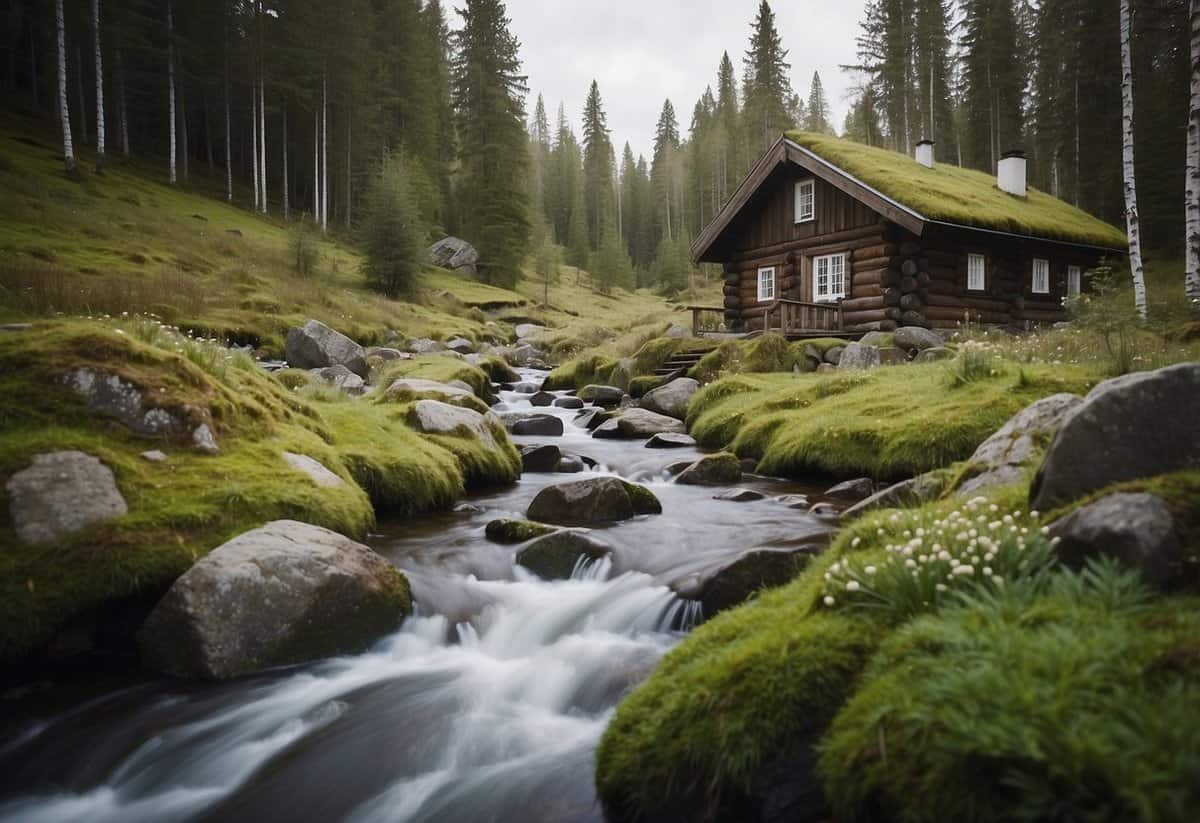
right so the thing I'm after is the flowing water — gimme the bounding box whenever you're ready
[0,370,836,823]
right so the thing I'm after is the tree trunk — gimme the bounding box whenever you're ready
[321,67,328,233]
[167,0,176,184]
[251,80,259,210]
[55,0,74,174]
[282,99,289,220]
[259,72,266,212]
[1188,0,1200,317]
[74,43,88,145]
[179,79,189,181]
[116,47,128,158]
[1120,0,1148,320]
[313,105,320,222]
[224,56,232,202]
[92,0,105,169]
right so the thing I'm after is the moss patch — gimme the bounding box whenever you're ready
[687,363,1096,481]
[788,131,1128,249]
[620,480,663,515]
[484,519,559,544]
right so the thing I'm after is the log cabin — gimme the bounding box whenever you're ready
[690,132,1129,335]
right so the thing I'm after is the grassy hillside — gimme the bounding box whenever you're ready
[0,114,689,350]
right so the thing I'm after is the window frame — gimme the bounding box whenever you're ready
[967,253,987,292]
[1067,264,1082,298]
[1032,258,1051,294]
[812,252,847,303]
[757,266,776,302]
[794,179,815,224]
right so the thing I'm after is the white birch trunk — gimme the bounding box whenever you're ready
[321,68,328,233]
[117,47,129,157]
[1120,0,1148,320]
[56,0,75,173]
[259,73,266,212]
[1187,0,1200,317]
[251,82,259,211]
[93,0,105,168]
[282,100,289,220]
[167,0,176,185]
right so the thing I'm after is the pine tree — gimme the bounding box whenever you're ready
[805,71,832,133]
[651,99,681,252]
[360,152,426,297]
[581,80,614,249]
[566,175,590,271]
[961,0,1025,170]
[451,0,531,287]
[715,51,743,202]
[742,1,794,155]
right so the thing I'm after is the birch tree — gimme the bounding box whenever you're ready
[92,0,105,170]
[1188,0,1200,317]
[55,0,75,174]
[1119,0,1147,320]
[167,0,177,185]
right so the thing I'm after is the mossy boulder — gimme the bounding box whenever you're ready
[671,545,824,619]
[516,530,612,580]
[676,452,742,486]
[526,477,661,524]
[484,518,558,544]
[138,520,411,679]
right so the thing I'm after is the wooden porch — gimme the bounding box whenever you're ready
[686,299,857,340]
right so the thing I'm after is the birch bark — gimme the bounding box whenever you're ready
[1120,0,1148,320]
[167,0,176,185]
[56,0,75,174]
[93,0,105,168]
[1187,0,1200,317]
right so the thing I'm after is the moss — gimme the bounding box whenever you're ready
[688,340,742,382]
[484,518,559,544]
[596,556,882,820]
[677,451,743,485]
[820,569,1200,823]
[376,382,490,414]
[274,368,314,391]
[620,480,663,515]
[628,375,665,398]
[475,355,520,384]
[372,355,495,404]
[687,363,1096,481]
[542,353,621,391]
[788,131,1128,249]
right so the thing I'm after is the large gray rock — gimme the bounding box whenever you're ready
[514,323,546,341]
[640,378,701,421]
[408,400,501,448]
[429,236,479,274]
[138,520,411,679]
[510,414,565,437]
[520,444,563,473]
[526,477,661,524]
[676,452,743,486]
[517,531,612,580]
[578,385,627,407]
[364,346,410,362]
[285,320,368,377]
[1049,493,1182,587]
[593,408,687,440]
[445,337,475,354]
[386,378,475,403]
[959,393,1082,496]
[1031,363,1200,510]
[282,452,345,489]
[407,338,444,355]
[894,326,943,352]
[671,545,823,618]
[837,342,880,370]
[63,368,218,452]
[6,451,128,545]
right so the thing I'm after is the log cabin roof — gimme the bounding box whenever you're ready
[692,133,1129,263]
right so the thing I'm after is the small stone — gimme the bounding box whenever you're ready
[445,337,475,354]
[808,502,839,518]
[192,424,219,454]
[282,452,345,488]
[578,385,627,407]
[877,346,906,365]
[824,345,846,365]
[593,408,687,440]
[6,451,128,545]
[485,518,558,544]
[527,477,661,524]
[364,346,410,362]
[574,408,611,430]
[640,378,701,421]
[553,396,584,410]
[824,478,874,500]
[529,391,557,407]
[914,346,951,362]
[0,323,32,332]
[521,444,563,473]
[314,364,367,394]
[517,531,612,580]
[774,494,810,509]
[714,488,767,502]
[837,342,880,370]
[511,414,565,437]
[646,432,697,449]
[140,450,168,463]
[894,326,943,352]
[676,452,742,486]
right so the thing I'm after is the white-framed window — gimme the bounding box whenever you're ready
[813,253,847,302]
[967,253,987,291]
[757,266,776,302]
[1032,258,1050,294]
[794,179,815,223]
[1067,265,1082,297]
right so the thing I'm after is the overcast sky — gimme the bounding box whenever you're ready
[494,0,869,160]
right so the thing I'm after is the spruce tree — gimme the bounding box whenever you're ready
[581,80,614,249]
[805,71,832,133]
[742,0,795,155]
[651,99,681,254]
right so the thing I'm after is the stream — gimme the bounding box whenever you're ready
[0,370,836,823]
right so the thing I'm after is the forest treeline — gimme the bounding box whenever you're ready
[1,0,1191,294]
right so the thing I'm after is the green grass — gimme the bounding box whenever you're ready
[0,319,519,659]
[686,362,1096,481]
[788,131,1128,249]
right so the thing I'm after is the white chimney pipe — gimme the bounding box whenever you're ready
[998,149,1027,197]
[915,139,935,169]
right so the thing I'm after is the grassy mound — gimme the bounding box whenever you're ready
[686,362,1095,481]
[543,334,712,391]
[0,319,519,660]
[788,131,1128,249]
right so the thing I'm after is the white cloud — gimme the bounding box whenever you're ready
[489,0,869,158]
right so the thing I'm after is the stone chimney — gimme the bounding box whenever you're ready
[998,149,1027,197]
[915,139,935,169]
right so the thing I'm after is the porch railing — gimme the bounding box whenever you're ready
[765,298,843,334]
[684,305,726,335]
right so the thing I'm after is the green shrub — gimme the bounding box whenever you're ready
[820,563,1200,823]
[742,332,799,373]
[944,341,1000,387]
[359,152,425,298]
[290,214,321,278]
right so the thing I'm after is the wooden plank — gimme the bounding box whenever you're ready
[729,223,885,263]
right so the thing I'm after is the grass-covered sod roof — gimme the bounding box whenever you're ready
[787,131,1129,250]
